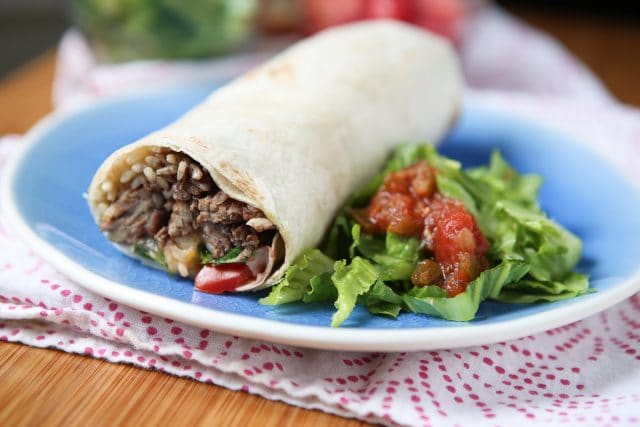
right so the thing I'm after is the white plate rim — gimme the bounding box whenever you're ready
[3,93,640,352]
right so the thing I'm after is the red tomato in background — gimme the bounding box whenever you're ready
[303,0,364,33]
[363,0,411,20]
[302,0,465,43]
[410,0,465,41]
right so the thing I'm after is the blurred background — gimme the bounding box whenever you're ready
[0,0,638,104]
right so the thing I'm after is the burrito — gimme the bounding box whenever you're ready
[87,20,462,293]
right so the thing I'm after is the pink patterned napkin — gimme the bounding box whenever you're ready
[3,7,640,427]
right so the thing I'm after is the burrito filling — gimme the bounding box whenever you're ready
[95,148,282,293]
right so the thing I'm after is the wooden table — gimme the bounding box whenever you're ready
[1,7,639,426]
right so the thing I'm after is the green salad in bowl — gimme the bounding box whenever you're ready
[73,0,258,61]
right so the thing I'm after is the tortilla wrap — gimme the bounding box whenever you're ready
[87,20,462,291]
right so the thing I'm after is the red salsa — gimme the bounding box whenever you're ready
[353,161,489,296]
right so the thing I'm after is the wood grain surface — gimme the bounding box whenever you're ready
[0,51,56,136]
[1,7,639,427]
[508,5,640,106]
[0,342,366,427]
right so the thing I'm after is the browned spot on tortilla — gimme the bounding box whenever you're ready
[188,136,207,149]
[246,127,273,144]
[267,62,295,81]
[218,160,263,203]
[448,102,461,130]
[402,48,417,63]
[239,68,262,82]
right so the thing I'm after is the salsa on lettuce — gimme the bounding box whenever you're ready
[260,144,589,326]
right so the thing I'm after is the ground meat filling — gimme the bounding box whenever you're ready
[190,193,262,258]
[98,149,269,277]
[100,187,167,245]
[167,202,195,239]
[193,193,262,224]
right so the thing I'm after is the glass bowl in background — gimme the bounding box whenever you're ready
[72,0,258,62]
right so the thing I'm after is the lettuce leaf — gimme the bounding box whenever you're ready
[359,280,404,318]
[350,226,419,281]
[494,200,582,281]
[304,272,338,303]
[495,272,590,303]
[323,210,352,260]
[402,262,529,321]
[330,257,379,327]
[200,246,243,265]
[259,249,334,305]
[134,239,168,269]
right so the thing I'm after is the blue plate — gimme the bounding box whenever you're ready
[4,82,640,351]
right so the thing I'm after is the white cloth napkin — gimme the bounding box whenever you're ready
[2,7,639,427]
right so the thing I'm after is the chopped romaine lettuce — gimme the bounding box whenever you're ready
[259,249,334,305]
[495,272,591,304]
[134,239,168,269]
[401,262,530,321]
[73,0,258,61]
[261,144,589,326]
[201,246,244,265]
[330,257,380,327]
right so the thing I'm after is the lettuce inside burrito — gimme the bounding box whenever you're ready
[260,144,590,326]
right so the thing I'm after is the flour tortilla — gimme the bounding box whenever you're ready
[87,20,463,290]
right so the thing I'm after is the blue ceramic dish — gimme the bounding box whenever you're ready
[4,82,640,351]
